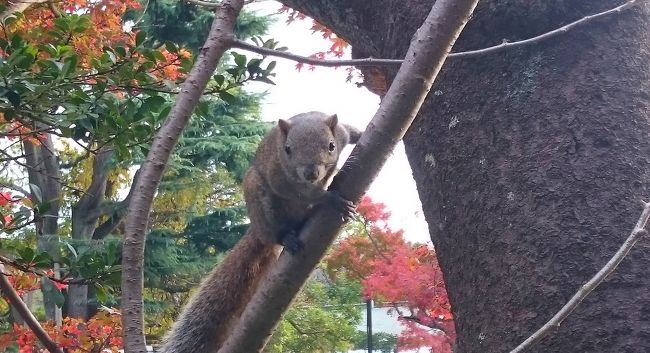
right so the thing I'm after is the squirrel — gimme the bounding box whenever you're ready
[160,111,362,353]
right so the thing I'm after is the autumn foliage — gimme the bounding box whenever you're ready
[327,196,455,352]
[0,309,123,353]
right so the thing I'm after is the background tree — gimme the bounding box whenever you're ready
[274,0,650,352]
[327,196,454,352]
[0,0,273,344]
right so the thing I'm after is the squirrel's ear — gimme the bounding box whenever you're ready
[278,119,291,136]
[343,124,362,144]
[325,114,338,132]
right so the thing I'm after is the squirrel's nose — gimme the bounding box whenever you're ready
[303,165,320,182]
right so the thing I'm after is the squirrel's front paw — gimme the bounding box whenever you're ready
[328,190,357,222]
[282,230,304,255]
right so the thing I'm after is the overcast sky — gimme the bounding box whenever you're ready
[245,2,431,243]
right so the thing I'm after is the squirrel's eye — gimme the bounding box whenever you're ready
[328,142,336,152]
[284,145,291,155]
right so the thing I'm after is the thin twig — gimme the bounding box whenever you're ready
[452,0,640,58]
[230,0,640,67]
[358,218,392,262]
[0,147,86,195]
[231,40,402,67]
[0,181,30,196]
[184,0,264,7]
[0,264,64,353]
[509,200,650,353]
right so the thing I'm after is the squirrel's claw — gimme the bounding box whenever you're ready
[328,190,357,222]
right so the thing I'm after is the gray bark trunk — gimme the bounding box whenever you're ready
[67,147,112,319]
[278,0,650,352]
[23,133,61,323]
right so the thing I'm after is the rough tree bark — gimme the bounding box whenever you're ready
[278,0,650,352]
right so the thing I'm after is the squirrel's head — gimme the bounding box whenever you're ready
[277,111,361,186]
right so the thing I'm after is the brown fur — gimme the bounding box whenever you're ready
[160,112,361,353]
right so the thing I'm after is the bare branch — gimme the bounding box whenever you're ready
[0,264,63,353]
[509,200,650,353]
[184,0,265,7]
[120,0,245,351]
[0,181,30,196]
[450,0,640,59]
[231,0,640,67]
[358,218,392,262]
[92,169,141,240]
[231,40,403,67]
[399,315,450,333]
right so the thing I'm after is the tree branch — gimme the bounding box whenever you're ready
[359,218,392,262]
[92,169,140,240]
[508,200,650,353]
[74,147,112,219]
[231,39,403,67]
[184,0,264,7]
[0,181,30,197]
[0,264,63,353]
[216,0,480,351]
[231,0,640,67]
[120,0,245,351]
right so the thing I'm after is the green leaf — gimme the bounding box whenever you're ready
[33,252,53,268]
[153,50,167,62]
[64,242,78,259]
[60,55,78,78]
[158,105,172,120]
[246,58,262,75]
[115,46,127,57]
[16,247,35,262]
[135,31,147,47]
[266,61,277,73]
[142,96,167,113]
[95,284,109,303]
[195,100,210,117]
[213,74,225,87]
[232,52,246,68]
[219,91,236,104]
[4,91,20,108]
[165,41,178,54]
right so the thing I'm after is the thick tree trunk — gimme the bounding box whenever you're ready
[280,0,650,352]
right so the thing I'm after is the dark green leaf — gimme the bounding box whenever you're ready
[165,41,178,54]
[232,52,246,68]
[135,31,147,47]
[219,91,236,104]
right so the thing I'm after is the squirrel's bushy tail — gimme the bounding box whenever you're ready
[160,233,279,353]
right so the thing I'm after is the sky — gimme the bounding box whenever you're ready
[245,2,431,243]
